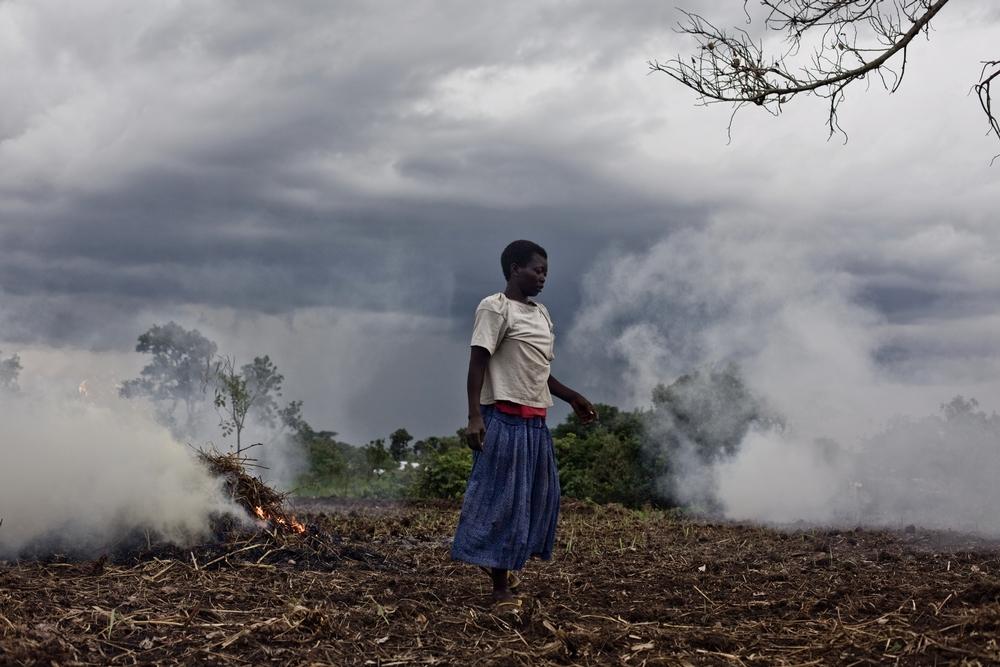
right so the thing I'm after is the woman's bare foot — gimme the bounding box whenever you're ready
[490,567,511,601]
[480,566,522,592]
[491,588,516,603]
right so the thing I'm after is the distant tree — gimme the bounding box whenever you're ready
[297,428,349,481]
[363,438,393,475]
[389,428,414,462]
[0,351,22,393]
[856,396,1000,526]
[649,363,777,459]
[279,399,306,434]
[213,354,291,455]
[652,0,998,145]
[645,363,779,506]
[120,322,217,438]
[940,395,984,422]
[412,435,458,458]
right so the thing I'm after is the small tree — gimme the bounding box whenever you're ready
[213,355,287,455]
[0,351,22,394]
[389,428,413,463]
[120,322,217,438]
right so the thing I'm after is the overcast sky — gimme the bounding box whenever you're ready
[2,0,998,443]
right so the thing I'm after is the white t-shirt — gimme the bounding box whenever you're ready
[470,292,555,408]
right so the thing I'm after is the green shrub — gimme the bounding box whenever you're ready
[551,404,655,507]
[413,445,472,500]
[554,429,654,507]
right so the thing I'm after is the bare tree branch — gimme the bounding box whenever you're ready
[649,0,996,144]
[975,61,1000,136]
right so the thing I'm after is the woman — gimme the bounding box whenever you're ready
[451,239,597,603]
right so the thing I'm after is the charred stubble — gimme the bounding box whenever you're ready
[2,500,1000,665]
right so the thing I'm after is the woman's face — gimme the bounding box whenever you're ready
[512,253,548,297]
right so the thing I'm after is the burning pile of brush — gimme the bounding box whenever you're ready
[186,451,387,571]
[197,450,307,536]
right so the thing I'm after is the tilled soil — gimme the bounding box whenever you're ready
[2,500,1000,665]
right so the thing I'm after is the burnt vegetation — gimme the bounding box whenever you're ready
[4,500,1000,664]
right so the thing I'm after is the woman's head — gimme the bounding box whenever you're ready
[501,240,547,280]
[501,240,548,297]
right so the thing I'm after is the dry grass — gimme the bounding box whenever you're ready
[3,498,1000,665]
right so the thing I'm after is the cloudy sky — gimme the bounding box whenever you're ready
[2,0,998,443]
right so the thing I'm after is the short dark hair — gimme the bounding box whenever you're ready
[501,240,547,280]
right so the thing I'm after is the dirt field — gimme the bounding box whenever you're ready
[3,499,1000,665]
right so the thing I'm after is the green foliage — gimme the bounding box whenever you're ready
[294,426,404,498]
[212,354,303,455]
[213,355,284,454]
[294,367,775,509]
[553,404,655,506]
[296,434,344,486]
[213,357,251,447]
[412,439,472,500]
[553,403,645,441]
[295,427,470,500]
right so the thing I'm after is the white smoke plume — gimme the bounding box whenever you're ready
[570,222,1000,534]
[0,391,241,558]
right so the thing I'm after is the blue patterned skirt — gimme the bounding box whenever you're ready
[451,405,560,571]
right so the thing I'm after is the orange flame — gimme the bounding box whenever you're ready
[253,505,306,534]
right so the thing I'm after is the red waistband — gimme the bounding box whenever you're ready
[493,400,547,418]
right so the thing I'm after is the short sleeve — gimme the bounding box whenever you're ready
[536,303,554,334]
[470,306,506,355]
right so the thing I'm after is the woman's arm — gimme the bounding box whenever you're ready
[548,374,598,424]
[465,346,491,450]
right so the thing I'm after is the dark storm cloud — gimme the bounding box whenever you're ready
[1,0,998,441]
[0,0,703,345]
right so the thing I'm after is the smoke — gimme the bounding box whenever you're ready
[710,403,1000,533]
[570,222,1000,533]
[0,303,466,524]
[0,391,241,558]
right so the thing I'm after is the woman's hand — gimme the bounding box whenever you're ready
[465,414,486,451]
[570,394,598,424]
